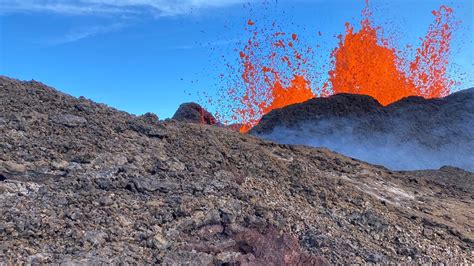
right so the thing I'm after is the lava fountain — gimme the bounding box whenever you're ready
[330,4,454,105]
[210,1,455,132]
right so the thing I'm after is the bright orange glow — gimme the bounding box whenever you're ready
[409,6,454,98]
[330,5,453,105]
[329,9,417,105]
[263,75,314,115]
[230,24,315,132]
[212,2,455,132]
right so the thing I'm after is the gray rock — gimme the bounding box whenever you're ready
[1,161,27,173]
[366,253,385,263]
[130,177,179,193]
[162,251,214,266]
[51,114,87,127]
[139,112,159,124]
[84,230,108,246]
[251,88,474,171]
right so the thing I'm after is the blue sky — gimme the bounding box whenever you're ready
[0,0,473,119]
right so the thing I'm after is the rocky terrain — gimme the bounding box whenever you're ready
[0,76,473,264]
[251,90,474,171]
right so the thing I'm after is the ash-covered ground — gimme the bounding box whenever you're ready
[251,90,474,171]
[0,76,473,264]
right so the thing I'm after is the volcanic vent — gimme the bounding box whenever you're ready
[206,1,457,133]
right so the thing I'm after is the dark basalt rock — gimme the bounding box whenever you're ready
[139,112,160,124]
[250,93,385,134]
[250,89,474,171]
[172,102,216,125]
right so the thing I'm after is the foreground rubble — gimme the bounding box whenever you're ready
[0,76,472,264]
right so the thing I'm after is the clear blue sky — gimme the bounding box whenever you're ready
[1,0,472,119]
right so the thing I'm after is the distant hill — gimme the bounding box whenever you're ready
[251,89,474,171]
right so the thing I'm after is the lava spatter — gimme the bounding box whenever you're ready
[329,4,454,105]
[209,1,456,132]
[231,22,316,132]
[409,6,454,99]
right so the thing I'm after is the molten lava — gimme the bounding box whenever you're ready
[231,26,315,132]
[210,1,456,132]
[409,6,454,99]
[329,4,454,105]
[329,15,418,105]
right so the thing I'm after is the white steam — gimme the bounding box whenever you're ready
[257,117,474,172]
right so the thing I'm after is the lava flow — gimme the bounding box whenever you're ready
[211,1,456,132]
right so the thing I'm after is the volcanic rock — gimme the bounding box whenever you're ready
[250,90,474,171]
[172,102,216,125]
[0,76,473,264]
[51,114,87,127]
[139,112,160,124]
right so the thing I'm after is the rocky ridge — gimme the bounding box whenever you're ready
[250,90,474,171]
[0,76,473,264]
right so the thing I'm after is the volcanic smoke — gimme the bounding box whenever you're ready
[209,2,456,132]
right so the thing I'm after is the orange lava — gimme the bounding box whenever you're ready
[329,4,454,105]
[213,1,455,132]
[409,6,454,98]
[232,24,315,132]
[238,74,314,133]
[329,16,417,105]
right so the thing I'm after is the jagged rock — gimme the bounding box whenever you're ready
[139,112,159,124]
[84,230,109,246]
[51,114,87,127]
[172,102,216,125]
[1,161,27,173]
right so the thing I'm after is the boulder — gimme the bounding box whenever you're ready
[172,102,216,125]
[51,114,87,127]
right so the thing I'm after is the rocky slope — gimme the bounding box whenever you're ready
[250,90,474,171]
[0,76,473,264]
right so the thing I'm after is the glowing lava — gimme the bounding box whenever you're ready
[211,1,456,132]
[232,27,315,132]
[329,4,454,105]
[328,8,418,105]
[409,6,454,99]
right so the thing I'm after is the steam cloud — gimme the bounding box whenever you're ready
[256,115,474,172]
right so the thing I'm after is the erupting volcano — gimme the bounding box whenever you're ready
[210,1,456,132]
[2,0,473,263]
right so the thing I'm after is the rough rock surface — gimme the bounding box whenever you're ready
[172,102,216,125]
[0,76,473,264]
[250,90,474,171]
